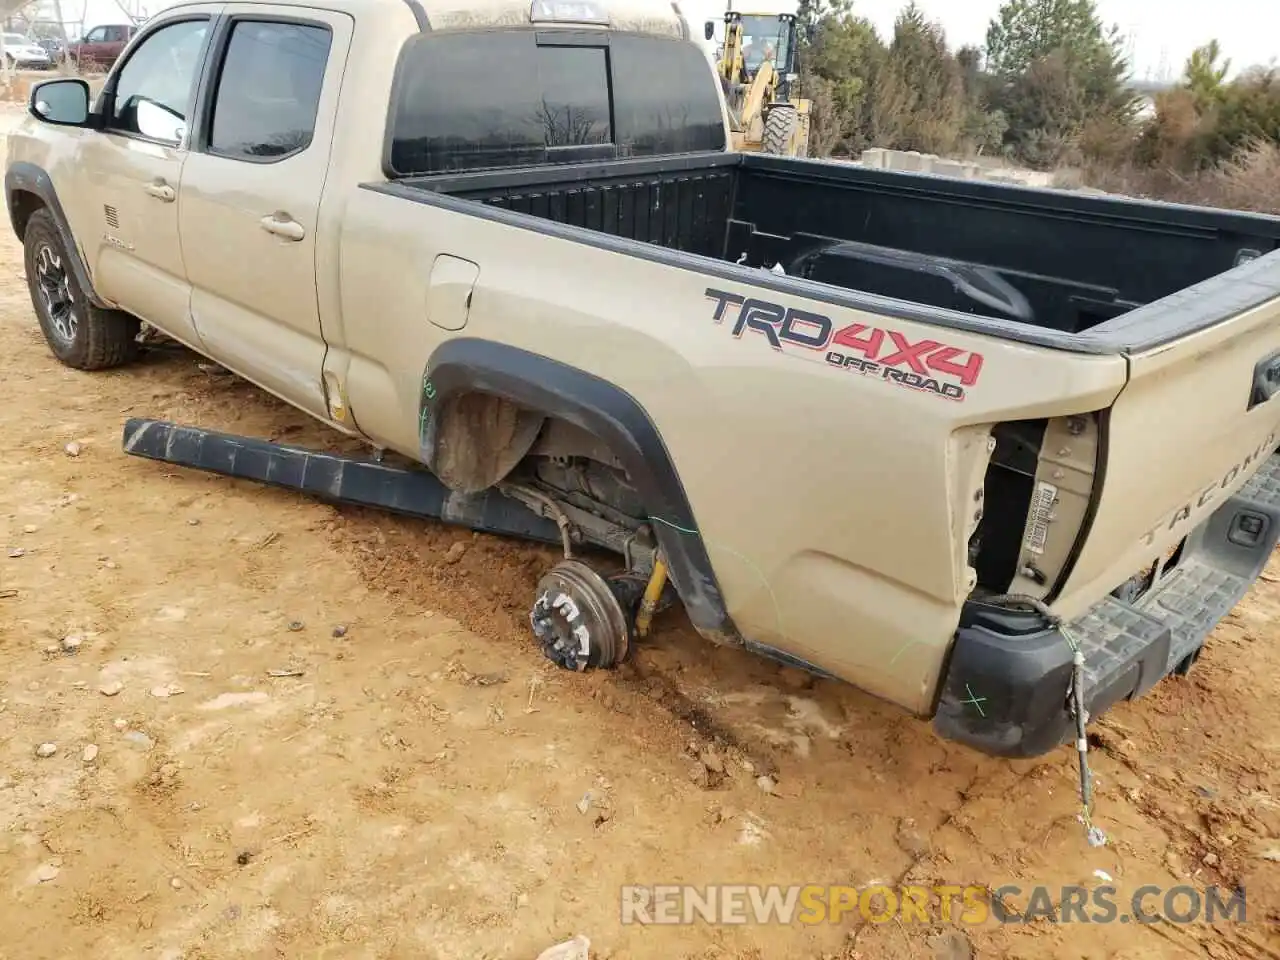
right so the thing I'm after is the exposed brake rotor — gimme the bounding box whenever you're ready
[530,560,639,671]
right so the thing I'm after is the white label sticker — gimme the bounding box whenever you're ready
[1024,481,1058,556]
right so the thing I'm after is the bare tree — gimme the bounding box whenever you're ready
[535,99,604,147]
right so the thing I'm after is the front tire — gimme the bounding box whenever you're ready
[23,208,139,370]
[762,105,797,156]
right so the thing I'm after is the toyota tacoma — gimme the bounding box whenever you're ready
[8,0,1280,766]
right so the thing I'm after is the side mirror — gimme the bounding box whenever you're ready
[704,20,714,40]
[29,77,89,126]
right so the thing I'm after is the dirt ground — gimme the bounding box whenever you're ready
[1,113,1279,960]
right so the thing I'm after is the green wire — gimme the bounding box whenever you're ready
[647,515,784,636]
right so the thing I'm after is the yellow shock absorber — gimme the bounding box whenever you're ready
[635,557,668,638]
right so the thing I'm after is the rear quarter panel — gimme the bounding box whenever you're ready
[336,188,1128,713]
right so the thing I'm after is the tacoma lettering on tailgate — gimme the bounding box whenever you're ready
[1140,431,1277,547]
[706,288,984,401]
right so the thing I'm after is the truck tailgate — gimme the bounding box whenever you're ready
[1059,286,1280,618]
[936,279,1280,758]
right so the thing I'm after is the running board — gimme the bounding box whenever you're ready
[120,417,565,545]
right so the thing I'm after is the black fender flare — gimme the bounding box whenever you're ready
[6,161,108,309]
[422,337,736,639]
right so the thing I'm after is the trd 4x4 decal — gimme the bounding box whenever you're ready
[705,288,985,402]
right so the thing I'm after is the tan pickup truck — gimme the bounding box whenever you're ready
[8,0,1280,763]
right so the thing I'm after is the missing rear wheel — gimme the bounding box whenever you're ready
[530,560,640,671]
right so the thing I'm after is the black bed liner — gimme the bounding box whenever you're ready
[368,151,1280,354]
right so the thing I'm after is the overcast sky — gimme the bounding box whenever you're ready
[69,0,1277,81]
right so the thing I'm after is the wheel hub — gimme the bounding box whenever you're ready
[530,560,632,671]
[34,243,76,344]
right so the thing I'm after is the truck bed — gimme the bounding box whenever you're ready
[400,151,1280,338]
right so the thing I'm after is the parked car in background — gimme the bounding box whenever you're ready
[1,33,52,69]
[35,37,66,61]
[65,23,136,70]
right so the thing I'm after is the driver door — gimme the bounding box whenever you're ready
[78,9,220,350]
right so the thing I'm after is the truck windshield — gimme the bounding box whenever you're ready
[737,15,789,72]
[387,29,727,176]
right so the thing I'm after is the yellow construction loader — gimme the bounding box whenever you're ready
[704,8,811,157]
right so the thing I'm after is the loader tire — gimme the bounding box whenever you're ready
[23,208,139,371]
[762,106,797,156]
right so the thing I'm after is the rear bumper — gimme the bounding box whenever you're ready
[934,451,1280,758]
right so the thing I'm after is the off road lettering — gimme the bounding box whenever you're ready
[825,352,963,399]
[707,288,984,401]
[883,367,964,400]
[825,351,879,376]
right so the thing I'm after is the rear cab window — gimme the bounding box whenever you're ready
[387,29,726,175]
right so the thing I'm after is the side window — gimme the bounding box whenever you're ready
[107,26,128,42]
[208,21,332,161]
[85,26,106,43]
[107,19,208,145]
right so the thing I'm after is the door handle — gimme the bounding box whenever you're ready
[143,179,174,202]
[259,213,305,241]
